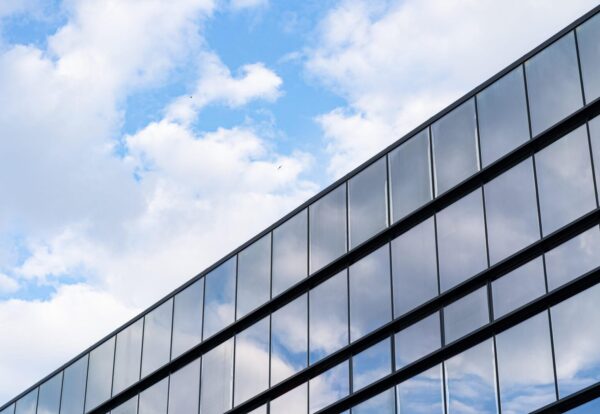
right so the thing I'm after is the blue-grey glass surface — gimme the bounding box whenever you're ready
[168,358,200,414]
[237,234,271,319]
[309,360,349,414]
[492,257,546,318]
[525,32,583,136]
[577,13,600,103]
[545,226,600,290]
[172,279,204,359]
[391,217,438,317]
[396,365,444,414]
[484,158,540,264]
[551,283,600,398]
[566,397,600,414]
[271,294,307,385]
[234,317,270,405]
[248,405,267,414]
[389,129,432,222]
[200,338,234,414]
[348,157,388,249]
[351,388,395,414]
[111,396,138,414]
[437,189,487,291]
[432,98,479,195]
[395,312,441,369]
[589,116,600,199]
[352,337,392,391]
[269,383,307,414]
[272,209,307,297]
[37,372,62,414]
[85,337,115,411]
[112,318,143,395]
[496,312,556,414]
[0,405,14,414]
[535,126,596,235]
[477,67,530,167]
[309,184,347,273]
[444,287,489,344]
[349,245,392,341]
[445,339,498,413]
[15,389,37,414]
[203,257,236,339]
[141,299,173,377]
[138,377,168,414]
[309,270,348,364]
[60,355,88,414]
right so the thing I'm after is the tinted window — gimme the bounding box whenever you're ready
[565,397,600,413]
[526,32,583,136]
[172,279,204,359]
[396,365,444,414]
[351,388,395,414]
[138,377,168,414]
[168,359,200,414]
[112,318,143,395]
[85,337,115,411]
[234,317,270,405]
[15,389,37,414]
[60,355,88,414]
[444,287,489,344]
[577,13,600,103]
[37,372,62,414]
[111,396,138,414]
[272,210,307,296]
[589,116,600,199]
[0,405,14,414]
[269,383,307,414]
[237,234,271,319]
[309,361,349,414]
[200,338,234,414]
[395,312,441,369]
[141,299,173,377]
[492,257,546,318]
[352,337,392,391]
[203,257,236,339]
[271,294,307,385]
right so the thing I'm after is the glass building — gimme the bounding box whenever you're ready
[3,6,600,414]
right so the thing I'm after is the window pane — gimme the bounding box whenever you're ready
[309,270,348,364]
[234,317,270,405]
[237,234,271,319]
[111,396,138,414]
[15,389,37,414]
[526,32,583,136]
[351,388,395,414]
[485,158,540,264]
[85,337,115,411]
[551,284,600,398]
[309,361,349,414]
[141,299,173,377]
[172,279,204,359]
[391,217,438,317]
[492,257,546,318]
[200,338,233,414]
[272,209,307,296]
[349,157,388,249]
[271,294,307,385]
[0,405,14,414]
[352,337,392,391]
[168,359,200,414]
[389,129,432,222]
[270,383,307,414]
[60,355,88,414]
[432,98,479,195]
[248,405,266,414]
[577,13,600,103]
[545,226,600,291]
[437,189,488,291]
[203,257,236,339]
[37,372,62,414]
[138,377,168,414]
[565,397,600,413]
[349,245,392,341]
[589,116,600,199]
[309,184,347,273]
[395,312,441,370]
[396,365,444,414]
[496,312,556,413]
[445,339,498,413]
[535,126,596,235]
[112,318,143,395]
[444,287,489,344]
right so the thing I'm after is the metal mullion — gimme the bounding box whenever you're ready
[201,276,207,342]
[585,121,600,208]
[111,332,119,397]
[491,336,502,414]
[139,317,146,384]
[532,381,600,413]
[57,371,65,414]
[164,372,171,414]
[34,383,40,414]
[573,28,588,106]
[82,353,90,413]
[197,353,203,414]
[547,308,561,402]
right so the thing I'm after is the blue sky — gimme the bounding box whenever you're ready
[0,0,597,403]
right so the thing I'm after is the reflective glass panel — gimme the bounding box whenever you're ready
[237,234,271,319]
[396,365,444,414]
[309,184,347,273]
[272,209,307,296]
[168,359,200,414]
[484,158,540,264]
[60,355,88,414]
[391,217,438,317]
[348,157,388,249]
[309,270,348,364]
[589,117,600,199]
[111,396,137,414]
[577,13,600,103]
[112,318,143,395]
[141,299,173,377]
[444,287,489,344]
[203,257,236,339]
[352,388,395,414]
[85,337,115,411]
[395,312,441,369]
[432,98,479,195]
[138,377,168,414]
[234,317,270,405]
[200,338,234,414]
[535,126,596,235]
[349,245,392,341]
[37,372,62,414]
[352,337,392,391]
[437,189,487,291]
[492,257,546,318]
[309,361,349,414]
[248,406,267,414]
[445,339,498,413]
[271,294,307,385]
[0,405,14,414]
[172,279,204,359]
[15,389,37,414]
[496,312,556,413]
[477,67,530,166]
[526,32,583,136]
[566,397,600,413]
[551,284,600,398]
[389,129,432,222]
[270,383,307,414]
[545,226,600,291]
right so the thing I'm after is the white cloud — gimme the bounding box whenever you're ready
[0,273,19,294]
[229,0,268,12]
